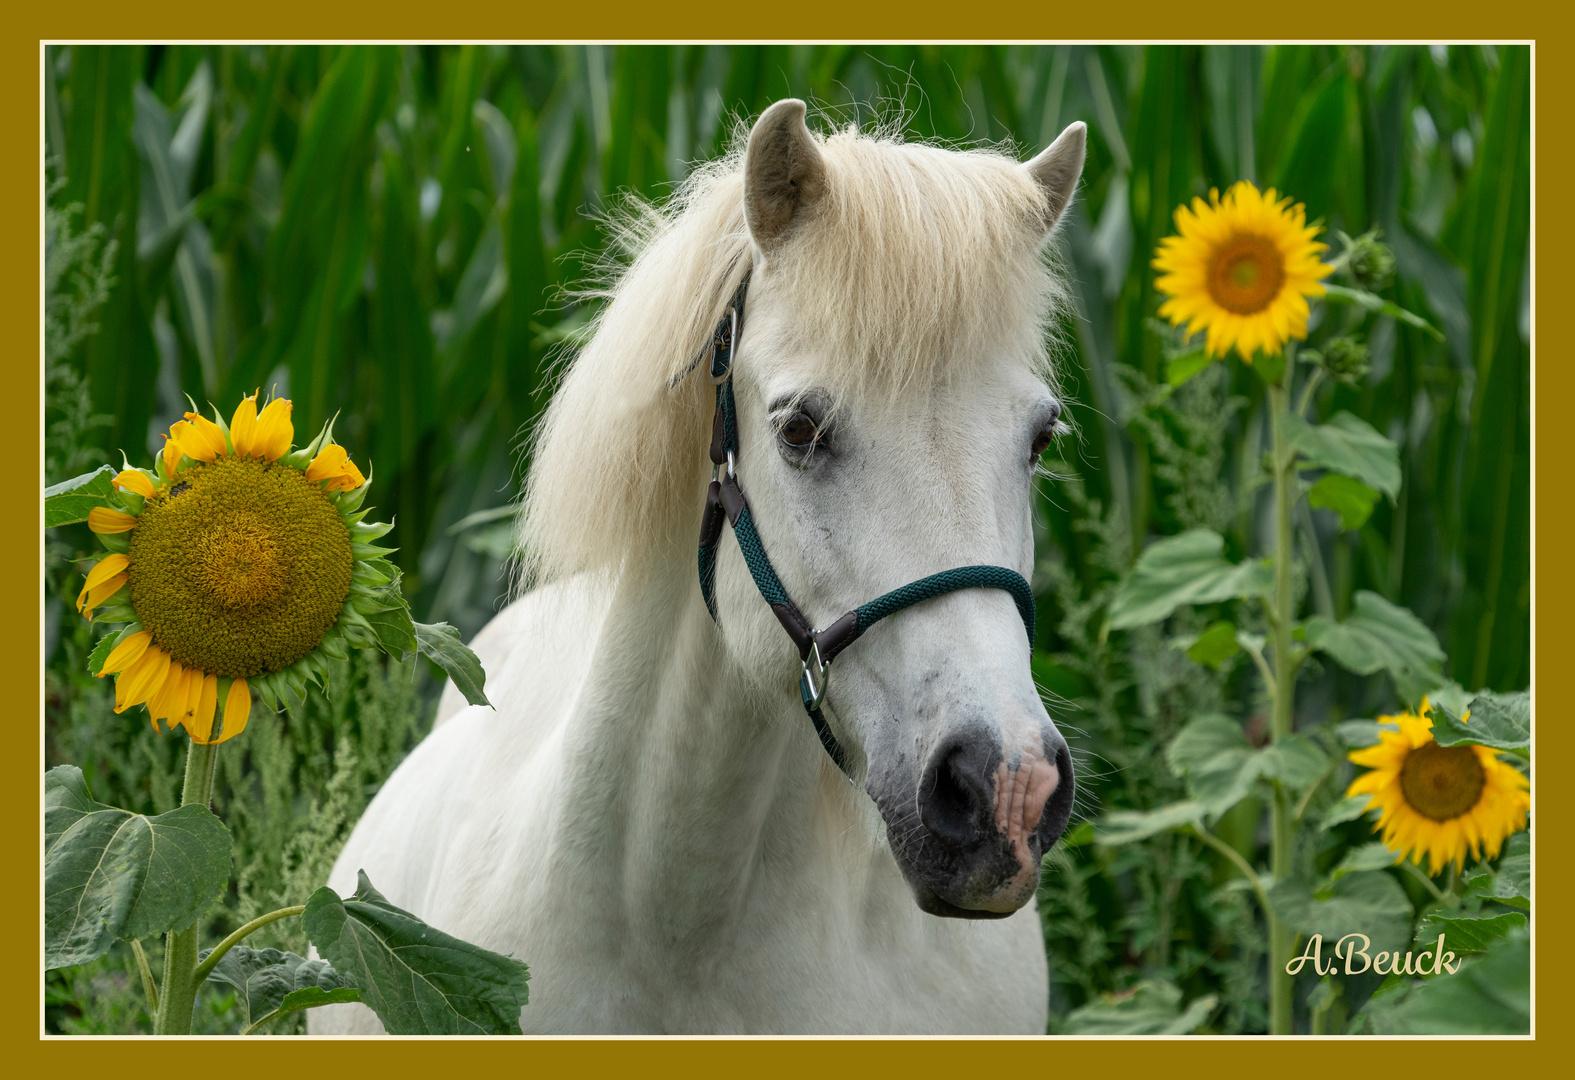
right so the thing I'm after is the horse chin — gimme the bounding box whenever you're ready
[910,883,1022,921]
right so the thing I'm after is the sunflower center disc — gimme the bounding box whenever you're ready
[127,457,354,678]
[1207,235,1286,315]
[1399,742,1486,822]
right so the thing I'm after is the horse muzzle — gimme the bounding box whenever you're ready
[876,726,1075,920]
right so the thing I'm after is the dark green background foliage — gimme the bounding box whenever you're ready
[44,44,1528,1034]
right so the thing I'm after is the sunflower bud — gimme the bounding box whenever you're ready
[1342,229,1397,292]
[1304,336,1371,386]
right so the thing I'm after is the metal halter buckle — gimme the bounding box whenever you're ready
[799,639,831,711]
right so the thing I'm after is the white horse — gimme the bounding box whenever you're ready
[313,100,1086,1035]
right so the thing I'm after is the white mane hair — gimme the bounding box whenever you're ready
[517,113,1072,591]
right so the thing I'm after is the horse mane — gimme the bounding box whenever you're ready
[516,112,1071,592]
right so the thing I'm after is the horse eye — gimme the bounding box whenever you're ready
[780,413,819,448]
[1031,421,1056,459]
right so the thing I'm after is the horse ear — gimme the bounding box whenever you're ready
[744,99,827,247]
[1022,121,1087,233]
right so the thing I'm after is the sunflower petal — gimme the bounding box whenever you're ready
[218,678,252,742]
[116,646,172,712]
[76,555,130,611]
[170,420,219,464]
[161,434,185,479]
[89,507,139,534]
[182,411,230,459]
[306,443,349,482]
[114,470,156,499]
[252,398,295,462]
[99,630,152,676]
[187,674,219,743]
[79,574,128,619]
[230,394,260,457]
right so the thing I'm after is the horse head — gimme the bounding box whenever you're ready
[713,100,1085,918]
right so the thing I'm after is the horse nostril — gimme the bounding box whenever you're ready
[1036,739,1077,847]
[918,739,991,847]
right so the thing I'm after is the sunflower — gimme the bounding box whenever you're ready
[1346,700,1529,876]
[73,392,389,745]
[1153,180,1334,361]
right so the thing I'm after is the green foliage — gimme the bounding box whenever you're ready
[1107,529,1272,629]
[1307,474,1380,532]
[1304,590,1446,700]
[43,466,118,527]
[45,767,232,969]
[303,870,531,1035]
[1058,980,1217,1035]
[414,621,493,707]
[1283,411,1401,498]
[201,946,359,1030]
[1427,689,1529,755]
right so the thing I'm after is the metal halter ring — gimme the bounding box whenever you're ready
[708,308,739,384]
[800,639,831,711]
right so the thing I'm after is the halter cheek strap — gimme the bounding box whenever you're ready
[696,275,1036,779]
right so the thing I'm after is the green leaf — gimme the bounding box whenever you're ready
[366,605,419,658]
[414,621,491,707]
[1307,473,1380,531]
[1370,927,1528,1034]
[1335,719,1397,748]
[1330,842,1400,879]
[45,766,232,969]
[1061,981,1216,1035]
[1165,348,1216,387]
[44,465,118,527]
[1428,690,1529,756]
[1303,591,1445,690]
[1165,715,1258,818]
[1097,801,1206,846]
[201,945,359,1026]
[1283,411,1401,498]
[1495,832,1530,906]
[1258,734,1329,791]
[1321,283,1445,340]
[1268,869,1415,957]
[1180,620,1240,669]
[87,629,123,675]
[1322,794,1375,830]
[302,870,530,1035]
[1107,529,1272,629]
[1415,909,1526,954]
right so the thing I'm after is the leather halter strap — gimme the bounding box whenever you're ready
[695,274,1036,779]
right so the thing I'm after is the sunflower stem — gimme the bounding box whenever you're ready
[152,738,221,1035]
[1266,376,1299,1036]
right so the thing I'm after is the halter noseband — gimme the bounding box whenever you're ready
[695,272,1037,779]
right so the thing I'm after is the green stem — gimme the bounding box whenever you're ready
[152,738,220,1036]
[1267,377,1299,1036]
[131,939,159,1016]
[1400,859,1449,904]
[1188,823,1272,917]
[193,905,307,985]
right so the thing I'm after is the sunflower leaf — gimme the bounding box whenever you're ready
[1414,909,1526,954]
[1321,283,1445,341]
[1060,980,1217,1035]
[1359,927,1528,1034]
[1108,529,1272,630]
[87,630,123,675]
[302,870,529,1035]
[366,606,419,658]
[414,621,491,708]
[1303,591,1444,692]
[1427,691,1529,757]
[201,945,360,1026]
[45,766,231,968]
[1176,621,1240,669]
[44,465,119,527]
[1164,715,1260,818]
[1306,473,1380,531]
[1267,870,1413,958]
[1096,801,1206,845]
[1165,348,1216,387]
[1283,412,1401,498]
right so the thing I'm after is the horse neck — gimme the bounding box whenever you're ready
[556,538,859,951]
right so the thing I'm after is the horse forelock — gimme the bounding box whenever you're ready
[516,114,1072,594]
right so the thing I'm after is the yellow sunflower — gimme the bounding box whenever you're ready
[73,392,386,745]
[1153,180,1334,361]
[1346,699,1529,876]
